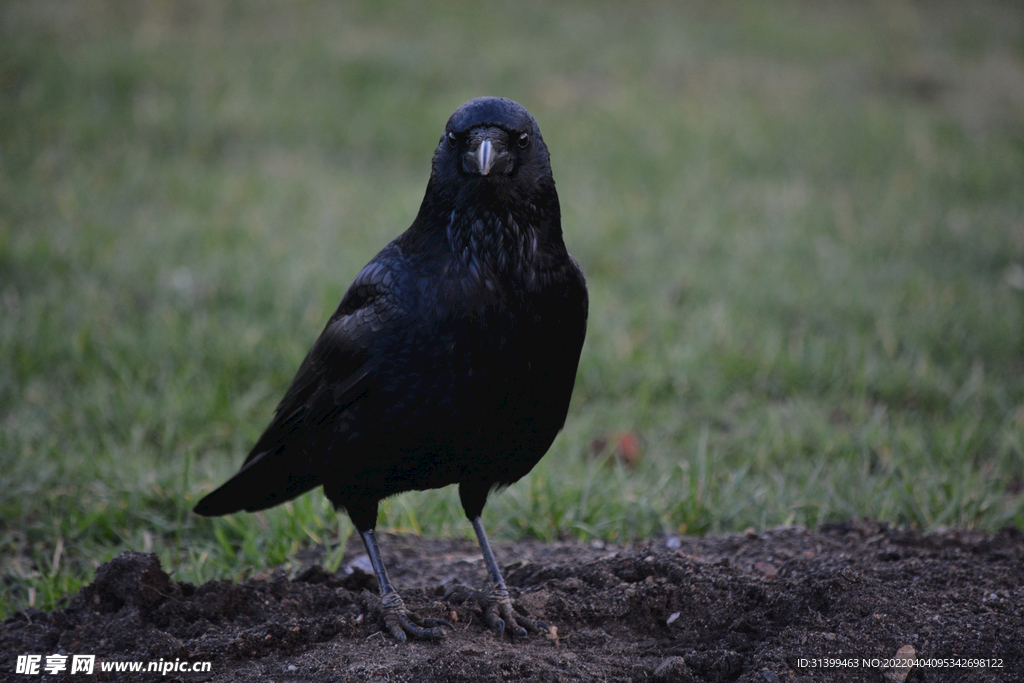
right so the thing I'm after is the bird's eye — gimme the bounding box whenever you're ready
[446,132,458,148]
[517,132,530,149]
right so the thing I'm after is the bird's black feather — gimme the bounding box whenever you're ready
[194,99,587,637]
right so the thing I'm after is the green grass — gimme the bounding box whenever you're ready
[2,0,1023,618]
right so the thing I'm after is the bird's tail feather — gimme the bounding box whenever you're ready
[193,449,322,516]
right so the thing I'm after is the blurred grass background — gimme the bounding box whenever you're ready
[2,0,1023,618]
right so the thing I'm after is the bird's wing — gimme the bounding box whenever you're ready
[193,255,405,516]
[245,258,402,464]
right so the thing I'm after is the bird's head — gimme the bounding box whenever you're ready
[409,97,564,271]
[431,97,552,192]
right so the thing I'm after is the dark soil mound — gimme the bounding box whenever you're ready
[2,520,1020,682]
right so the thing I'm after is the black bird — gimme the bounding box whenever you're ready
[194,97,587,642]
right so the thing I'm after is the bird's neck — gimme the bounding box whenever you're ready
[444,206,540,279]
[405,177,566,283]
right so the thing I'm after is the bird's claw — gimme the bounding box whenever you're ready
[369,591,452,642]
[480,585,547,639]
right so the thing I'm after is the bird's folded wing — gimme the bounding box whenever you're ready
[244,259,402,466]
[193,260,403,516]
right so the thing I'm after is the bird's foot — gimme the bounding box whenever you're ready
[365,590,453,642]
[481,583,546,638]
[445,583,547,638]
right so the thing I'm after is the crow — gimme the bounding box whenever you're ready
[194,97,588,642]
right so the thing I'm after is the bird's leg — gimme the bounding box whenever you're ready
[360,528,452,641]
[470,516,548,638]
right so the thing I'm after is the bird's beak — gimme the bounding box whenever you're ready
[464,128,510,176]
[475,139,495,176]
